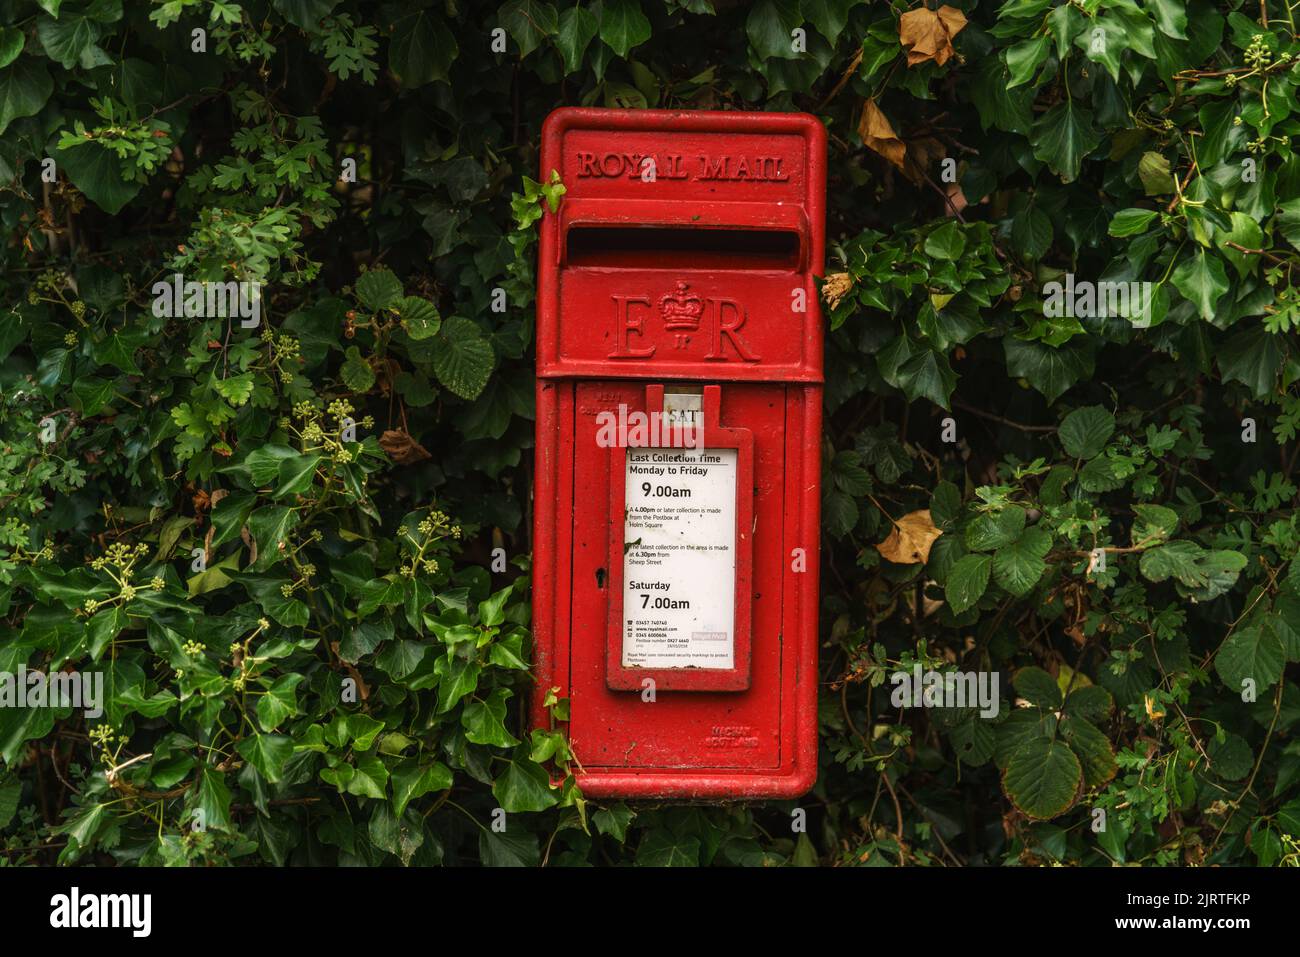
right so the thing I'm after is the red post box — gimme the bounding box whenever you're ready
[531,108,825,799]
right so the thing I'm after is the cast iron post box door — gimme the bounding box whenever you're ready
[532,108,825,799]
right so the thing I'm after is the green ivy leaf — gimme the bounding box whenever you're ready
[1010,206,1052,260]
[1031,99,1100,183]
[57,142,140,214]
[555,5,598,73]
[462,687,520,747]
[247,506,299,572]
[593,803,635,841]
[803,0,859,45]
[923,220,966,261]
[1149,0,1187,38]
[1170,249,1229,321]
[896,347,957,408]
[236,733,293,784]
[391,759,452,818]
[0,27,25,69]
[1004,35,1050,87]
[0,58,51,135]
[499,0,558,57]
[193,764,233,831]
[599,0,651,58]
[368,802,424,865]
[256,674,305,732]
[1107,207,1159,237]
[434,654,481,713]
[1138,151,1172,195]
[274,453,321,499]
[746,0,802,61]
[636,830,702,866]
[1004,337,1090,404]
[388,9,457,85]
[1217,325,1283,397]
[479,825,539,867]
[37,13,101,69]
[272,0,338,28]
[340,618,393,664]
[347,752,389,799]
[492,748,558,812]
[1276,197,1300,251]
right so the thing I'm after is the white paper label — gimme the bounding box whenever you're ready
[622,447,736,669]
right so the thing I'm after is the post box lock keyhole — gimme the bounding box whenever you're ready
[595,567,606,588]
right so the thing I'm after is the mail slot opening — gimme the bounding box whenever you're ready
[566,226,801,269]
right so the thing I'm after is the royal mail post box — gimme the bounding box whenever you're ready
[531,108,825,799]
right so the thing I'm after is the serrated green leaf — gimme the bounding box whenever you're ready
[1013,666,1062,709]
[1058,405,1115,459]
[341,345,376,393]
[994,526,1052,596]
[354,268,402,312]
[433,317,494,400]
[946,553,992,614]
[1002,737,1081,819]
[1061,715,1116,787]
[1216,622,1285,695]
[397,296,440,340]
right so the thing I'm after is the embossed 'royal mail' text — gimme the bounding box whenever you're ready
[575,152,791,182]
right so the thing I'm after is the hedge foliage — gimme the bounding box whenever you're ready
[1,0,1298,866]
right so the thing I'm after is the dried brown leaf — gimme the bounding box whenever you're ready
[858,98,906,171]
[380,428,431,464]
[898,5,967,68]
[822,272,853,308]
[875,509,943,565]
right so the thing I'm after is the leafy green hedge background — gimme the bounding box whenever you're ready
[1,0,1298,866]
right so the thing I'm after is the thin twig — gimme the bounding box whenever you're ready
[954,401,1056,433]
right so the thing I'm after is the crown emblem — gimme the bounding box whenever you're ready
[659,281,704,331]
